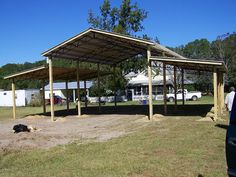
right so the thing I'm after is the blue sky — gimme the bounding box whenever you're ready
[0,0,235,66]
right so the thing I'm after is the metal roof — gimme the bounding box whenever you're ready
[41,28,225,73]
[42,28,183,65]
[44,81,93,90]
[150,57,226,72]
[4,65,109,81]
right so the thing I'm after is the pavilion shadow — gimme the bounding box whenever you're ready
[38,104,213,117]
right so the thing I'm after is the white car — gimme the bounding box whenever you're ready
[166,89,202,102]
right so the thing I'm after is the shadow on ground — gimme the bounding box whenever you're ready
[215,124,229,130]
[35,104,213,118]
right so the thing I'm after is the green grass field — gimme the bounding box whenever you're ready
[0,105,66,121]
[0,117,227,177]
[0,95,228,177]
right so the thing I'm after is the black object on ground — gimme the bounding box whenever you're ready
[13,124,30,133]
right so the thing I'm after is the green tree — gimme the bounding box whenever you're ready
[0,60,46,90]
[88,0,147,35]
[183,39,212,59]
[173,39,214,93]
[87,0,148,95]
[211,33,236,86]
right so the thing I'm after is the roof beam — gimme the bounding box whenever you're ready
[51,41,129,64]
[150,56,224,66]
[150,56,226,72]
[49,34,94,57]
[52,55,115,65]
[54,36,144,62]
[94,33,147,53]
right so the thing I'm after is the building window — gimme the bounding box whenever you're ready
[134,87,141,95]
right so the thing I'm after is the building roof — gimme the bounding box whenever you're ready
[41,28,226,73]
[42,28,184,65]
[127,70,193,86]
[4,65,109,81]
[44,81,92,90]
[150,57,226,72]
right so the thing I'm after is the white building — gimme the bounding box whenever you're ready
[43,81,93,102]
[0,89,40,107]
[125,68,193,101]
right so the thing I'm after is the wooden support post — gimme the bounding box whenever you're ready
[84,80,88,108]
[147,47,153,120]
[218,72,225,115]
[42,80,46,114]
[66,80,69,112]
[97,63,101,113]
[73,89,76,102]
[77,62,81,116]
[213,68,218,120]
[12,79,16,119]
[174,66,177,109]
[217,72,221,116]
[221,73,225,111]
[113,66,117,108]
[181,68,185,105]
[163,63,167,115]
[48,58,55,121]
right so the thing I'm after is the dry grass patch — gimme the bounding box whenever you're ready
[0,116,227,177]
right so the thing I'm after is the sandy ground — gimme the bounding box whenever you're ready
[0,114,151,150]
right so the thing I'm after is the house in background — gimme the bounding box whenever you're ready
[125,68,194,101]
[0,89,40,106]
[43,81,93,102]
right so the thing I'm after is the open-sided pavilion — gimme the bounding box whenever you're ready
[4,65,109,119]
[5,28,226,121]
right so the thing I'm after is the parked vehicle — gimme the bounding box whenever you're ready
[166,89,202,102]
[226,94,236,177]
[46,95,64,105]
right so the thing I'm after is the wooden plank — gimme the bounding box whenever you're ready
[84,80,88,108]
[66,80,69,112]
[73,89,76,102]
[181,68,185,105]
[98,63,101,112]
[147,47,153,120]
[4,66,110,82]
[174,66,177,109]
[42,80,46,114]
[150,57,225,67]
[12,79,16,119]
[113,66,117,108]
[4,66,46,80]
[163,63,167,115]
[217,72,221,116]
[150,57,226,73]
[48,58,55,121]
[219,72,225,115]
[213,68,218,120]
[221,73,225,111]
[77,62,81,116]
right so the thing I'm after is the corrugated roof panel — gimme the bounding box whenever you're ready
[44,81,93,90]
